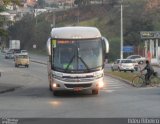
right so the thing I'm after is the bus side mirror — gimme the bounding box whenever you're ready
[102,37,109,60]
[46,38,51,56]
[102,37,109,54]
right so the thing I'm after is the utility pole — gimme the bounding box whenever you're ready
[52,12,56,27]
[77,6,80,25]
[114,0,128,59]
[120,0,123,59]
[50,12,56,28]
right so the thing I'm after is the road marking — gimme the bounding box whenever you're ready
[108,86,124,89]
[102,75,133,93]
[101,89,115,93]
[106,84,125,86]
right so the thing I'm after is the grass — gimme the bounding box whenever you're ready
[79,18,99,27]
[105,70,137,82]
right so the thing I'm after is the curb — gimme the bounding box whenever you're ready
[30,59,47,65]
[0,87,16,94]
[0,86,20,94]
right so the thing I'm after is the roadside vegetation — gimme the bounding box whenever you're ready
[105,71,137,82]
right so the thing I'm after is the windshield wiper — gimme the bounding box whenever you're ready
[64,55,91,72]
[64,54,100,73]
[78,56,90,72]
[64,55,75,72]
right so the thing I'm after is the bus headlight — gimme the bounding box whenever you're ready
[52,83,60,88]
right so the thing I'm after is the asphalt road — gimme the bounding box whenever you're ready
[0,54,160,120]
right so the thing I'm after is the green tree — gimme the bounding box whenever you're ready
[8,14,50,51]
[3,0,20,6]
[74,0,90,7]
[0,4,7,37]
[0,0,20,39]
[123,1,153,46]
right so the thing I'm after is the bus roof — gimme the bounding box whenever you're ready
[51,26,101,39]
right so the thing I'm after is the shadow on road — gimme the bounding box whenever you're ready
[1,86,100,98]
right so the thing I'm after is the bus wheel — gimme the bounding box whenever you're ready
[49,77,52,91]
[49,82,52,91]
[92,89,99,95]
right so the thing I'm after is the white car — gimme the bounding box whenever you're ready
[5,52,14,59]
[126,55,146,64]
[111,59,135,72]
[21,50,28,55]
[131,60,139,71]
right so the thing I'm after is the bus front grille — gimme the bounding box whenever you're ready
[64,83,92,88]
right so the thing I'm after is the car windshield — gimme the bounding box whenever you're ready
[21,50,27,52]
[7,52,12,54]
[134,56,140,58]
[121,60,132,63]
[52,38,103,73]
[17,55,28,59]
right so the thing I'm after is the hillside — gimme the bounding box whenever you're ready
[8,0,160,60]
[145,0,160,10]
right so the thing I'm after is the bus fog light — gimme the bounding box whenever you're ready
[98,81,104,88]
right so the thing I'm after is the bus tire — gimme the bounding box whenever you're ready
[49,82,52,91]
[92,89,99,95]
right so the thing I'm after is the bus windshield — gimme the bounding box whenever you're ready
[52,38,103,73]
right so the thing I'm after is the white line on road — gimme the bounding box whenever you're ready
[101,89,115,93]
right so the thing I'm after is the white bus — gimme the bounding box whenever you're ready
[47,26,109,96]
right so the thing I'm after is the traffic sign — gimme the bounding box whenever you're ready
[33,44,36,49]
[140,31,160,39]
[123,46,134,53]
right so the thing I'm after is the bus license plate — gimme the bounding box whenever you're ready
[73,87,82,91]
